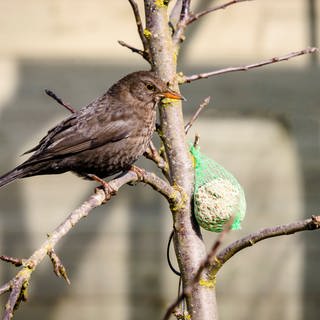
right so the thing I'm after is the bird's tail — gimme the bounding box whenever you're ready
[0,167,26,188]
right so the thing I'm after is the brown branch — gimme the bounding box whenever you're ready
[184,96,211,134]
[0,169,181,318]
[128,0,150,61]
[187,0,252,25]
[210,215,320,277]
[181,47,319,83]
[0,256,23,267]
[45,89,76,113]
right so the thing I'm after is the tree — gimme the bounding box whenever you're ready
[0,0,319,319]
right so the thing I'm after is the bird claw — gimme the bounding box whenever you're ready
[95,182,117,202]
[130,165,145,182]
[87,174,117,202]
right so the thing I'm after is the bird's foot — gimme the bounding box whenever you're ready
[87,174,117,202]
[127,165,145,186]
[130,165,145,182]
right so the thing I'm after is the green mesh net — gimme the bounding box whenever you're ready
[190,145,246,232]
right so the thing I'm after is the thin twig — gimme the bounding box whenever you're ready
[184,96,211,134]
[45,89,76,113]
[117,40,150,62]
[128,0,150,60]
[181,47,319,83]
[187,0,252,25]
[0,255,23,267]
[210,215,320,277]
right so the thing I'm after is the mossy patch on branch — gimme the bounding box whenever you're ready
[155,0,166,8]
[143,28,152,38]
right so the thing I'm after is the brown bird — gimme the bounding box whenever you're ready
[0,71,183,189]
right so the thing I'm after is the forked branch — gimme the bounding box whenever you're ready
[210,215,320,276]
[164,215,320,319]
[0,169,182,319]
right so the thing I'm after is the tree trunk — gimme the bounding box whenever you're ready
[144,1,218,318]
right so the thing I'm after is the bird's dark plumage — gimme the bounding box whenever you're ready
[0,71,183,188]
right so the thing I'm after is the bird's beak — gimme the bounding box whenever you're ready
[162,88,186,101]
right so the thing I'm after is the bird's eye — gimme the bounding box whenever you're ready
[146,83,156,91]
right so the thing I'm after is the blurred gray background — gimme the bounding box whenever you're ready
[0,0,319,319]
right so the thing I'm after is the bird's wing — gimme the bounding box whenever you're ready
[24,105,134,163]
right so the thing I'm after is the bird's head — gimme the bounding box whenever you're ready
[118,71,185,105]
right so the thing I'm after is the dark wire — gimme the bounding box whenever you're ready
[166,229,181,276]
[168,229,186,314]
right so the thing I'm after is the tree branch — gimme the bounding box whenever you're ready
[210,215,320,276]
[181,47,319,83]
[187,0,252,25]
[0,256,23,267]
[117,40,150,62]
[45,89,76,113]
[0,169,181,318]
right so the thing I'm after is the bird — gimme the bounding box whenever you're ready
[0,70,184,189]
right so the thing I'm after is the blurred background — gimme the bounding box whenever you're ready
[0,0,319,319]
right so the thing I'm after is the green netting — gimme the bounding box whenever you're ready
[190,145,246,232]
